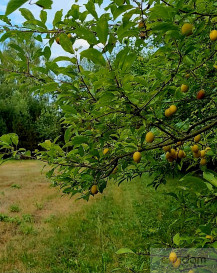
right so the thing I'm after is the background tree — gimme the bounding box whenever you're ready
[0,39,62,150]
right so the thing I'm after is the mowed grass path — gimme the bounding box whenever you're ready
[0,161,180,273]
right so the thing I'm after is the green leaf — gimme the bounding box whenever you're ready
[211,241,217,248]
[0,15,12,25]
[122,52,137,71]
[10,134,19,146]
[111,5,133,20]
[0,32,13,42]
[0,134,11,145]
[25,150,31,157]
[203,171,217,188]
[85,1,98,20]
[0,134,18,146]
[152,22,179,32]
[40,10,47,24]
[179,173,207,192]
[64,128,72,143]
[99,93,115,106]
[43,82,59,92]
[43,46,51,60]
[73,27,97,44]
[96,14,109,45]
[53,9,63,27]
[116,248,135,255]
[114,47,129,69]
[79,11,89,22]
[199,224,211,235]
[36,0,53,9]
[66,4,79,19]
[46,168,55,179]
[19,8,35,20]
[53,56,76,63]
[24,19,47,29]
[115,0,125,6]
[96,0,103,6]
[163,192,178,200]
[8,43,25,57]
[185,45,196,55]
[149,4,173,20]
[72,136,89,145]
[59,34,74,54]
[81,174,93,182]
[183,55,195,66]
[6,0,28,15]
[40,140,52,150]
[80,48,106,66]
[35,35,43,42]
[173,233,180,246]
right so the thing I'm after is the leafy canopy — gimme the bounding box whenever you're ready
[0,0,217,200]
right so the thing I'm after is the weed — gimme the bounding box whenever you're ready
[34,202,44,210]
[44,214,55,223]
[19,223,35,235]
[11,184,21,189]
[10,204,21,213]
[0,213,21,224]
[22,214,34,223]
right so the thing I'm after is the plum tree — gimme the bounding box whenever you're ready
[0,1,216,269]
[0,0,216,201]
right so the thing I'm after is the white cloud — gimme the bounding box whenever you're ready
[49,39,90,59]
[73,39,90,51]
[94,43,104,50]
[50,42,72,59]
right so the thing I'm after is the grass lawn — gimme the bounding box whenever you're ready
[0,160,189,272]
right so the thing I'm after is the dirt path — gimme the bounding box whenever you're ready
[0,160,100,254]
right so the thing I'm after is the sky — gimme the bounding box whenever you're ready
[0,0,109,58]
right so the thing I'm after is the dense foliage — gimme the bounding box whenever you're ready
[0,0,216,194]
[0,41,62,150]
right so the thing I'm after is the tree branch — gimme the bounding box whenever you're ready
[140,53,182,112]
[102,119,217,179]
[76,57,96,102]
[161,0,217,17]
[186,114,217,134]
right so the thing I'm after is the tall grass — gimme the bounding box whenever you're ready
[0,175,182,272]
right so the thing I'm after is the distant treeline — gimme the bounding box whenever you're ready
[0,40,64,150]
[0,73,63,150]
